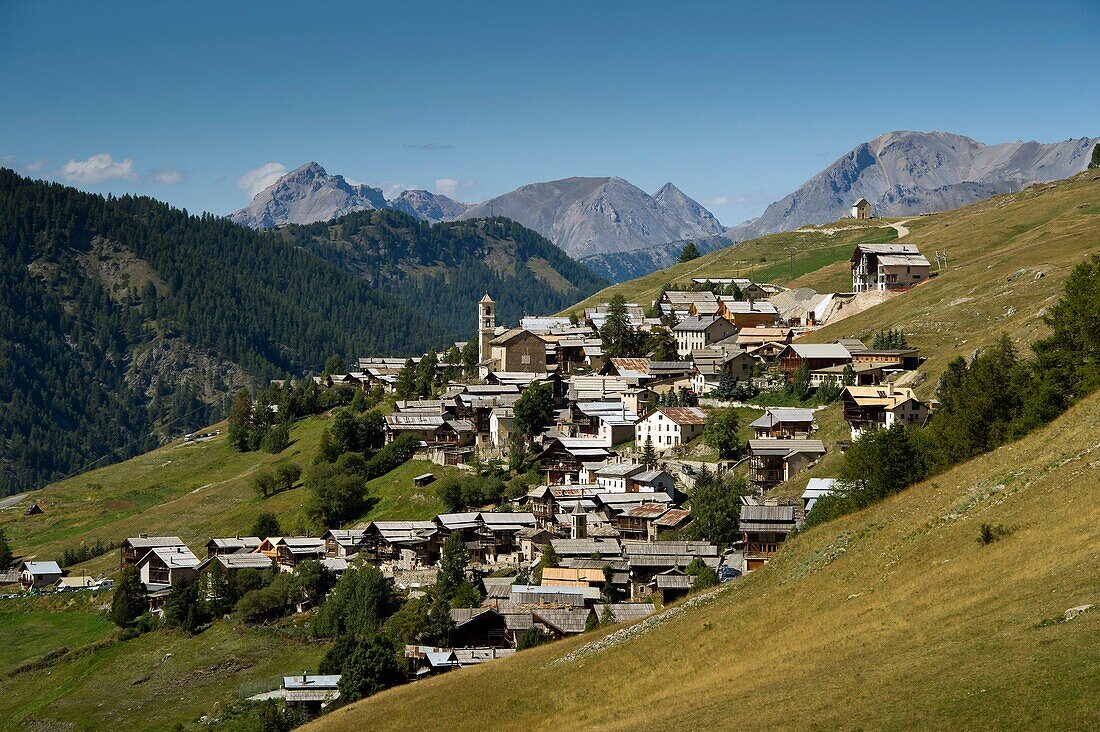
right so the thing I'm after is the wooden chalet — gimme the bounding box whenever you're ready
[748,439,826,491]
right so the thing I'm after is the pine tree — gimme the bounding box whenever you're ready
[435,533,469,603]
[600,294,635,357]
[395,359,417,401]
[678,242,700,263]
[227,390,254,452]
[1090,143,1100,169]
[415,350,438,398]
[641,436,658,468]
[714,369,737,401]
[110,567,146,627]
[0,528,11,570]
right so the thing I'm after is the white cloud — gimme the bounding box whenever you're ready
[26,159,47,172]
[704,195,731,206]
[434,177,477,200]
[149,167,185,185]
[237,162,287,199]
[384,183,411,198]
[58,153,138,184]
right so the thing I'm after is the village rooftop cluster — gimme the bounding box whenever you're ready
[3,230,941,713]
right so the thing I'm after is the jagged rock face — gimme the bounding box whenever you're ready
[457,176,723,259]
[230,162,388,228]
[389,189,470,223]
[652,182,724,238]
[731,131,1100,239]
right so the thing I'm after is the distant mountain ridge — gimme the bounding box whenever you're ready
[390,189,470,223]
[723,131,1100,241]
[230,162,469,228]
[231,165,723,281]
[457,176,723,260]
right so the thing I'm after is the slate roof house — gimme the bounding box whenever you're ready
[691,346,754,394]
[842,383,931,439]
[121,535,186,568]
[136,545,199,589]
[719,299,780,329]
[851,243,931,293]
[740,503,799,571]
[748,439,826,492]
[205,536,262,557]
[321,529,367,558]
[750,407,817,439]
[777,343,853,379]
[20,560,63,589]
[360,521,440,566]
[802,478,838,512]
[634,407,706,452]
[672,316,737,357]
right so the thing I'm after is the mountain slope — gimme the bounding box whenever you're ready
[313,388,1100,731]
[566,171,1100,392]
[230,162,388,228]
[389,189,470,223]
[279,210,608,338]
[727,131,1099,240]
[652,182,724,236]
[0,169,437,495]
[457,176,723,260]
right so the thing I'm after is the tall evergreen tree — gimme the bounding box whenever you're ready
[394,359,417,401]
[110,567,146,627]
[678,242,700,263]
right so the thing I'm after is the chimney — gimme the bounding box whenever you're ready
[887,382,895,397]
[139,533,148,539]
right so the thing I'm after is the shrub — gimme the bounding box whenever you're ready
[977,523,1012,546]
[251,511,281,538]
[275,463,302,493]
[517,626,549,650]
[364,434,419,479]
[252,470,276,499]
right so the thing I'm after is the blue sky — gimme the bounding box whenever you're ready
[2,0,1097,224]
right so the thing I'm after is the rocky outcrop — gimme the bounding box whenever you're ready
[230,162,388,228]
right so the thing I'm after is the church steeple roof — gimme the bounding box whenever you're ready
[479,293,494,304]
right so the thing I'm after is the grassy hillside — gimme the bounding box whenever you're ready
[799,173,1100,390]
[562,218,900,313]
[311,389,1100,732]
[0,410,460,730]
[0,614,323,731]
[0,413,457,575]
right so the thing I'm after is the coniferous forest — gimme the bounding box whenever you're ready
[281,209,608,335]
[0,170,606,495]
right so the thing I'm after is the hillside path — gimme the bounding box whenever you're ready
[889,220,910,237]
[794,219,910,237]
[0,492,28,510]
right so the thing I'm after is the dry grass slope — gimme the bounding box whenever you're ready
[312,390,1100,731]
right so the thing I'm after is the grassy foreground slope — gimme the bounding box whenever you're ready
[314,391,1100,731]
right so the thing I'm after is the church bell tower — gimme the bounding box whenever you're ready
[478,293,495,376]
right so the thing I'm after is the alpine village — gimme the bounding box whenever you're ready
[2,6,1100,731]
